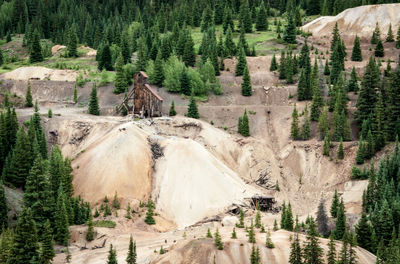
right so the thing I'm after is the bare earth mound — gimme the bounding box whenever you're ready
[302,4,400,39]
[154,137,257,228]
[1,66,78,82]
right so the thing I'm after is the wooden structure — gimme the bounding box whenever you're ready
[249,195,276,212]
[116,71,163,117]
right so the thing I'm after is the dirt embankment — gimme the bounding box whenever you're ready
[302,4,400,39]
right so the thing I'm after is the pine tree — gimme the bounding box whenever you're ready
[0,181,8,229]
[231,227,237,239]
[73,85,78,103]
[54,186,70,246]
[355,136,366,165]
[283,14,296,44]
[386,23,394,42]
[289,233,302,264]
[351,35,362,61]
[0,47,4,66]
[107,244,118,264]
[239,0,252,33]
[248,219,256,243]
[355,56,379,124]
[23,155,54,232]
[25,82,33,107]
[371,23,381,45]
[279,51,286,80]
[99,44,113,71]
[88,84,100,115]
[285,203,294,231]
[236,209,245,228]
[301,105,311,140]
[135,37,148,71]
[144,198,156,225]
[327,235,337,264]
[67,26,78,58]
[180,70,191,96]
[153,50,164,87]
[347,67,359,93]
[337,138,344,159]
[187,96,199,119]
[323,135,331,156]
[255,203,261,228]
[374,39,384,57]
[291,104,300,140]
[126,236,137,264]
[396,26,400,48]
[236,47,247,76]
[214,228,223,250]
[8,207,40,264]
[207,228,213,238]
[169,100,177,116]
[331,190,339,218]
[303,217,323,264]
[86,211,94,241]
[310,61,323,121]
[240,109,250,137]
[224,26,236,58]
[270,54,278,71]
[183,34,196,67]
[40,220,55,264]
[265,229,275,248]
[222,5,234,34]
[333,199,346,240]
[316,199,329,236]
[256,1,268,31]
[30,29,43,63]
[241,66,252,96]
[114,53,128,94]
[355,212,373,252]
[7,126,31,188]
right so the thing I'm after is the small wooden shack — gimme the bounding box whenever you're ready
[116,71,163,117]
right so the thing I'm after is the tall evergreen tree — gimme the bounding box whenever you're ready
[0,181,8,229]
[180,70,191,96]
[334,199,346,240]
[224,26,236,58]
[54,186,70,246]
[386,65,400,140]
[374,39,385,57]
[270,54,278,71]
[256,1,268,31]
[153,50,164,87]
[386,23,394,42]
[67,26,78,58]
[114,53,128,94]
[355,56,379,124]
[30,29,43,63]
[98,44,113,71]
[187,96,199,119]
[25,82,33,107]
[144,198,156,225]
[316,199,329,237]
[241,66,252,96]
[8,207,40,264]
[40,219,55,264]
[283,14,296,44]
[396,26,400,49]
[289,233,302,264]
[236,47,247,76]
[214,228,223,250]
[371,23,381,45]
[347,67,359,93]
[331,190,339,218]
[169,100,177,117]
[183,34,196,67]
[291,104,300,140]
[355,212,373,252]
[239,0,252,33]
[327,235,337,264]
[86,211,94,241]
[126,235,136,264]
[107,244,118,264]
[351,35,362,62]
[6,127,31,188]
[303,217,324,264]
[88,84,100,115]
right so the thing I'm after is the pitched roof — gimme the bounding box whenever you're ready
[144,84,163,101]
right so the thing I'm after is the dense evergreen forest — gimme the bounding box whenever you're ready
[1,0,400,263]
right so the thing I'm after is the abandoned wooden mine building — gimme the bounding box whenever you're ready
[116,71,163,117]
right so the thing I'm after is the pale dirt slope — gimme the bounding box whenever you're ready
[302,4,400,39]
[1,66,78,82]
[45,113,261,228]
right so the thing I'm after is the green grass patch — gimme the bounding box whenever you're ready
[93,220,116,228]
